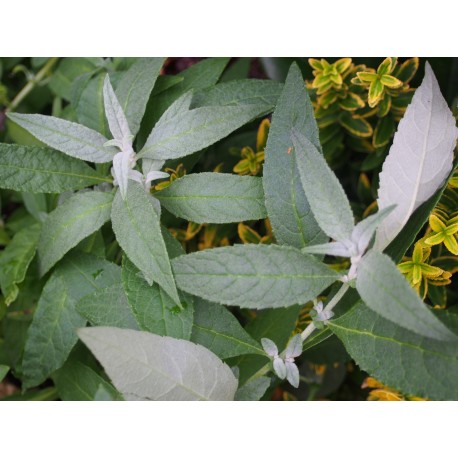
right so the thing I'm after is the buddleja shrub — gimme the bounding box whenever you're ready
[0,58,456,401]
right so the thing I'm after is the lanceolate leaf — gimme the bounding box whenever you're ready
[78,327,239,401]
[191,297,264,359]
[0,144,109,193]
[156,173,267,224]
[172,244,339,309]
[330,301,458,400]
[292,129,354,241]
[7,113,117,163]
[263,63,326,249]
[103,75,131,141]
[375,63,457,250]
[0,223,41,305]
[115,57,166,136]
[111,183,180,305]
[22,253,120,388]
[356,250,457,341]
[121,257,193,339]
[38,191,113,275]
[139,104,268,161]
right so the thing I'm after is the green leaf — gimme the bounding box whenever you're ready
[38,191,113,276]
[356,250,457,341]
[139,58,230,143]
[0,223,41,305]
[7,113,116,163]
[339,111,373,138]
[330,302,458,400]
[76,73,110,137]
[49,57,99,101]
[191,79,282,109]
[115,57,166,136]
[292,129,355,241]
[0,144,109,193]
[263,63,326,249]
[78,326,239,401]
[139,104,269,161]
[0,364,9,382]
[22,253,120,388]
[156,173,267,224]
[172,244,339,309]
[111,183,180,305]
[121,257,193,339]
[191,297,264,359]
[234,376,270,401]
[76,283,139,330]
[53,359,120,401]
[22,193,47,222]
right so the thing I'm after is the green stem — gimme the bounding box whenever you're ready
[6,58,59,112]
[300,282,349,342]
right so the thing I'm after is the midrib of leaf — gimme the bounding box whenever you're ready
[16,116,111,155]
[120,71,143,113]
[158,195,261,200]
[179,272,334,280]
[86,333,209,400]
[140,111,247,156]
[192,323,263,355]
[400,86,434,230]
[42,200,112,250]
[0,163,111,183]
[291,164,307,247]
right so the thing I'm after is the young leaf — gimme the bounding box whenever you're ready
[103,75,132,142]
[121,257,193,339]
[375,63,457,250]
[111,183,180,305]
[0,223,41,305]
[0,144,109,193]
[263,62,326,249]
[112,151,131,199]
[22,253,121,388]
[78,327,238,401]
[115,57,166,136]
[139,104,269,161]
[38,191,113,276]
[7,113,117,163]
[156,173,267,224]
[191,297,264,359]
[292,129,354,241]
[356,250,457,341]
[76,283,139,330]
[172,244,339,309]
[330,301,458,400]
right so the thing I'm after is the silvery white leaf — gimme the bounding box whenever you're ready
[375,63,457,250]
[317,310,334,321]
[142,158,166,176]
[285,334,302,359]
[78,327,238,401]
[157,91,194,125]
[285,361,300,388]
[149,195,162,217]
[351,206,395,254]
[273,357,286,380]
[302,241,352,257]
[127,169,144,184]
[112,152,131,200]
[7,113,116,163]
[261,337,279,357]
[145,170,170,183]
[103,75,132,143]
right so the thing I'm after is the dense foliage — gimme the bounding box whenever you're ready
[0,57,456,401]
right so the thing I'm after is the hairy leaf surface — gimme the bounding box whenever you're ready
[172,244,339,308]
[38,191,113,275]
[156,173,267,223]
[7,113,116,163]
[0,144,109,192]
[78,327,238,401]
